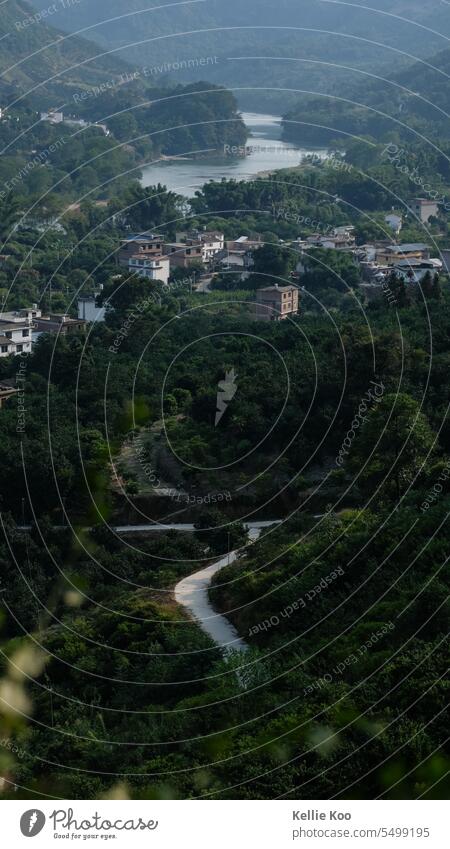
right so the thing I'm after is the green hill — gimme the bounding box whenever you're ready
[27,0,450,111]
[0,0,129,107]
[282,43,450,147]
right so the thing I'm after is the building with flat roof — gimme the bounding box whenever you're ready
[0,308,36,357]
[33,313,87,339]
[411,198,439,223]
[128,255,170,284]
[255,284,299,321]
[78,294,106,324]
[164,242,204,269]
[376,244,431,265]
[177,230,225,262]
[118,233,165,267]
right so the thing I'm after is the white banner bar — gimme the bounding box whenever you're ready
[0,799,445,848]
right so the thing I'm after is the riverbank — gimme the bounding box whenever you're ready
[140,112,328,197]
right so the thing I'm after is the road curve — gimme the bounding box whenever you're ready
[115,521,280,534]
[174,524,276,652]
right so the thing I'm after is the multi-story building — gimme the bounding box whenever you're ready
[164,242,204,269]
[376,243,431,265]
[411,198,439,223]
[255,284,299,321]
[393,258,442,283]
[177,231,225,262]
[78,294,106,323]
[197,231,225,261]
[33,313,87,338]
[128,255,170,284]
[117,233,165,268]
[0,308,36,357]
[303,226,356,251]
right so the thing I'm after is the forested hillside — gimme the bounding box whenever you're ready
[0,0,128,106]
[28,0,450,111]
[282,44,450,146]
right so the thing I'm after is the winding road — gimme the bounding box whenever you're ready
[17,519,282,653]
[174,522,280,652]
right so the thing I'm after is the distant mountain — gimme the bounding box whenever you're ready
[0,0,129,107]
[27,0,450,111]
[281,42,450,147]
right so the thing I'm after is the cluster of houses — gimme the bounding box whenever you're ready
[0,306,88,359]
[40,109,110,136]
[117,230,262,282]
[0,211,446,366]
[356,243,443,290]
[294,223,444,292]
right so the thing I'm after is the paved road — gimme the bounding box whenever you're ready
[174,524,279,652]
[195,275,213,293]
[114,520,281,534]
[16,519,281,652]
[17,520,281,535]
[175,548,248,652]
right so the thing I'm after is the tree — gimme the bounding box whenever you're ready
[349,393,435,502]
[195,511,247,555]
[0,191,22,245]
[388,272,411,308]
[421,271,441,301]
[251,243,295,282]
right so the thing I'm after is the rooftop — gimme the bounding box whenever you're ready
[121,233,164,243]
[257,285,297,293]
[386,244,430,253]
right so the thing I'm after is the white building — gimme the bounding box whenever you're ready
[198,232,225,262]
[394,258,442,284]
[40,110,64,124]
[78,294,106,324]
[304,226,355,250]
[176,230,225,262]
[128,255,170,284]
[385,214,403,235]
[411,198,439,223]
[0,308,38,357]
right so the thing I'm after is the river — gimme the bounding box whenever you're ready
[140,112,328,198]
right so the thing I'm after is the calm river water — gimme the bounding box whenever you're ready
[140,112,328,198]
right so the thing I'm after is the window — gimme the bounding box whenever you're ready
[1,345,7,353]
[17,344,23,352]
[22,329,29,337]
[6,331,12,338]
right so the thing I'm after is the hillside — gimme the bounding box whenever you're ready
[0,0,129,107]
[282,42,450,147]
[28,0,450,111]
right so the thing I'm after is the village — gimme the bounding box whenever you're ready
[0,194,446,379]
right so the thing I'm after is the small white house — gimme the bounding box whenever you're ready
[385,214,403,235]
[411,198,439,223]
[78,294,106,324]
[394,258,442,284]
[128,255,170,285]
[40,111,64,124]
[0,308,38,357]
